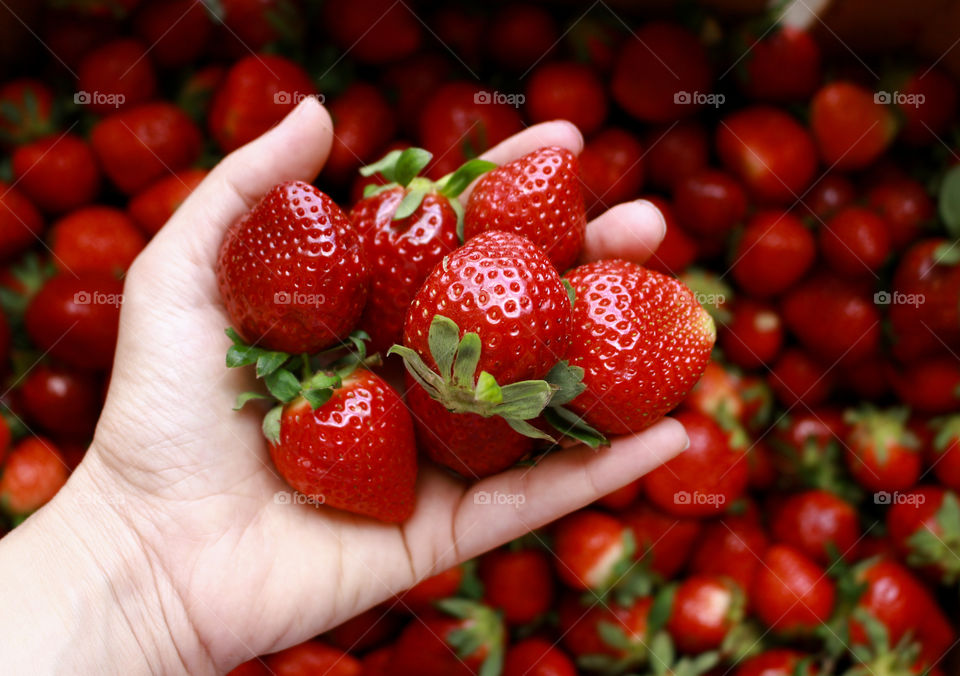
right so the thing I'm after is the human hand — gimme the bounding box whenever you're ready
[0,97,688,674]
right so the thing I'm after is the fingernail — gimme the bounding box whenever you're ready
[635,199,667,241]
[681,433,691,451]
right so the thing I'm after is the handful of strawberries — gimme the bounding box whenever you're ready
[216,145,715,523]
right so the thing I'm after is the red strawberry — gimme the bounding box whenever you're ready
[683,361,774,435]
[391,599,505,676]
[488,5,558,71]
[866,177,934,249]
[0,183,44,260]
[11,134,100,214]
[92,102,202,195]
[525,62,607,135]
[646,207,698,279]
[24,274,123,370]
[131,0,211,69]
[643,410,748,517]
[322,0,421,64]
[479,546,554,624]
[730,210,815,298]
[208,54,316,153]
[322,83,396,185]
[720,299,784,369]
[771,489,861,564]
[771,408,852,493]
[620,502,702,579]
[380,53,453,137]
[931,415,960,491]
[18,363,101,441]
[799,172,856,221]
[213,0,302,55]
[397,565,465,613]
[76,38,156,113]
[263,640,361,676]
[562,261,715,435]
[820,207,891,277]
[717,106,817,205]
[225,659,268,676]
[887,357,960,414]
[177,65,226,123]
[734,650,814,676]
[350,148,492,354]
[578,128,645,219]
[465,147,586,271]
[689,514,769,595]
[0,437,69,521]
[552,510,633,592]
[127,168,208,237]
[325,607,401,653]
[558,592,652,664]
[810,82,897,170]
[0,79,55,146]
[502,638,576,676]
[665,575,744,653]
[896,66,958,146]
[737,26,822,102]
[49,206,146,276]
[890,239,960,347]
[216,181,368,354]
[673,169,747,239]
[768,349,835,408]
[751,544,836,633]
[645,121,709,191]
[886,485,960,584]
[611,21,711,123]
[596,478,643,511]
[844,407,921,493]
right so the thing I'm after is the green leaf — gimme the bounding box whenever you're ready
[428,315,461,379]
[256,351,289,378]
[563,278,576,307]
[264,368,301,402]
[393,148,433,186]
[505,417,555,442]
[437,158,497,198]
[475,371,503,405]
[545,360,586,406]
[302,388,334,410]
[435,597,478,620]
[226,343,263,368]
[496,380,555,419]
[388,344,446,396]
[597,621,634,651]
[451,197,466,243]
[262,405,283,443]
[543,406,609,449]
[359,149,403,181]
[234,391,269,410]
[647,585,676,636]
[305,371,341,390]
[939,164,960,238]
[393,187,427,220]
[452,332,483,387]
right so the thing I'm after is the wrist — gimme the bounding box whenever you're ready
[0,450,211,674]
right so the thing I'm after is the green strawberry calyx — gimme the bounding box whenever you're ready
[435,598,505,676]
[360,147,497,240]
[225,328,375,443]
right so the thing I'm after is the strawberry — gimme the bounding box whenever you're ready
[325,606,401,653]
[208,54,316,153]
[596,478,643,511]
[644,121,709,191]
[76,38,156,113]
[890,239,960,347]
[525,62,608,135]
[820,207,892,277]
[479,546,554,625]
[930,415,960,491]
[810,82,897,170]
[673,169,747,239]
[736,26,822,103]
[217,181,368,354]
[886,485,960,584]
[731,210,816,298]
[611,21,711,123]
[465,147,586,272]
[225,659,268,676]
[18,363,101,441]
[213,0,302,55]
[127,168,208,237]
[799,172,856,221]
[644,196,697,276]
[751,544,836,634]
[887,357,960,414]
[0,79,54,146]
[488,5,558,71]
[689,514,770,595]
[131,0,211,69]
[380,53,453,137]
[350,148,493,354]
[177,65,226,123]
[866,177,934,249]
[621,502,703,578]
[390,599,505,676]
[24,274,123,370]
[577,128,645,219]
[561,261,714,435]
[502,638,576,676]
[551,509,633,592]
[771,408,853,494]
[665,575,744,653]
[768,349,835,408]
[91,102,202,195]
[843,407,921,493]
[720,299,784,369]
[11,134,100,214]
[734,650,814,676]
[263,640,361,676]
[771,489,861,565]
[322,83,396,185]
[0,437,69,521]
[557,592,652,665]
[0,183,44,260]
[322,0,421,64]
[717,106,817,205]
[896,66,958,146]
[683,361,773,435]
[397,565,466,613]
[49,206,146,276]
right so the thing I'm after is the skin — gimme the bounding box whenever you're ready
[0,98,686,674]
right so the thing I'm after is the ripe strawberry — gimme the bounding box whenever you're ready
[465,147,586,271]
[488,5,558,71]
[18,363,101,441]
[731,210,815,298]
[644,121,709,191]
[644,197,697,276]
[720,299,784,369]
[92,102,202,195]
[734,650,813,676]
[11,134,100,214]
[322,83,396,185]
[380,53,453,137]
[562,261,714,435]
[896,66,958,146]
[49,206,146,276]
[798,172,856,220]
[665,575,744,653]
[683,361,773,435]
[326,607,401,653]
[596,478,643,511]
[771,489,860,564]
[820,207,891,277]
[751,544,836,633]
[226,658,268,676]
[866,177,934,249]
[24,274,123,370]
[891,239,960,347]
[429,7,484,71]
[418,82,522,178]
[552,510,633,592]
[323,0,421,64]
[612,21,711,123]
[350,148,492,354]
[930,415,960,491]
[810,82,897,170]
[391,599,505,676]
[131,0,211,69]
[0,437,69,521]
[208,54,316,153]
[689,514,769,595]
[673,169,747,239]
[502,638,576,676]
[127,168,208,237]
[578,128,645,219]
[771,408,852,493]
[397,565,466,613]
[213,0,302,55]
[76,38,156,113]
[887,357,960,414]
[0,183,44,260]
[844,407,921,493]
[643,410,748,517]
[622,502,703,578]
[263,640,361,676]
[557,592,651,664]
[525,62,607,135]
[886,485,960,584]
[0,79,54,146]
[177,64,226,123]
[479,546,554,624]
[737,26,822,102]
[217,181,368,354]
[717,107,817,205]
[768,349,835,408]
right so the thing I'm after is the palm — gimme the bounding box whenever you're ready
[85,100,687,671]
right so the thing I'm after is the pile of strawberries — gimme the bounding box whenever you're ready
[1,1,959,675]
